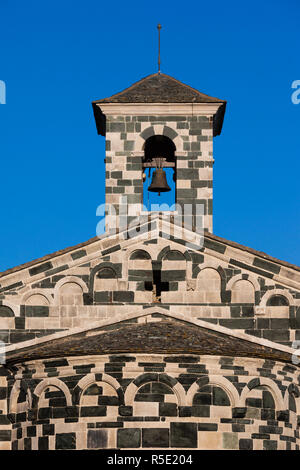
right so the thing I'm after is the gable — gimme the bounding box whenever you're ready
[3,310,294,365]
[0,215,299,350]
[1,216,300,291]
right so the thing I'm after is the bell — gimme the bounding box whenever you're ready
[148,169,171,195]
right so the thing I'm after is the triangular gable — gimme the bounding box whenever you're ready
[2,308,294,365]
[1,215,300,295]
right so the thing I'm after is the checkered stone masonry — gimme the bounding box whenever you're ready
[105,115,213,232]
[5,353,300,450]
[0,226,300,348]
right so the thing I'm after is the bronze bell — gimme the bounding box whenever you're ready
[148,168,171,195]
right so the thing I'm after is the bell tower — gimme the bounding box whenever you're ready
[92,72,226,234]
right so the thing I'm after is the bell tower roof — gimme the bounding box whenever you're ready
[93,72,226,104]
[92,72,227,136]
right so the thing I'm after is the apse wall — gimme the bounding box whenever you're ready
[7,354,300,450]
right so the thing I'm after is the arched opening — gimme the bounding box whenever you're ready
[196,268,221,303]
[80,381,119,418]
[38,385,68,419]
[245,385,276,420]
[25,294,50,306]
[133,381,177,417]
[97,267,117,279]
[192,384,230,418]
[163,250,186,261]
[142,135,176,210]
[59,282,83,306]
[13,386,31,416]
[129,249,151,260]
[231,279,255,303]
[266,295,289,306]
[94,266,118,294]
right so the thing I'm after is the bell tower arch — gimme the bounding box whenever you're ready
[92,72,226,234]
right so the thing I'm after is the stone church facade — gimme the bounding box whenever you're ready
[0,73,300,450]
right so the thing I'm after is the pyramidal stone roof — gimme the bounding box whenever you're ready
[93,72,226,104]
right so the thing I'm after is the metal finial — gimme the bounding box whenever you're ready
[157,24,162,73]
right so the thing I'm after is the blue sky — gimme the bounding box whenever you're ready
[0,0,299,271]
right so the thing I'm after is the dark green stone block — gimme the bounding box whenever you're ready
[38,436,48,450]
[80,406,106,417]
[191,180,209,188]
[161,270,186,281]
[126,123,134,132]
[204,238,226,254]
[134,373,158,386]
[159,373,177,387]
[119,406,133,416]
[124,141,134,151]
[191,142,200,151]
[87,429,107,449]
[246,398,262,408]
[55,433,76,450]
[159,403,177,416]
[29,262,53,276]
[110,122,125,132]
[71,250,86,260]
[239,439,253,450]
[45,264,68,277]
[253,257,281,274]
[113,291,134,302]
[213,386,230,406]
[94,291,110,303]
[242,306,254,317]
[262,330,289,342]
[0,306,14,317]
[263,440,277,450]
[193,393,212,405]
[0,430,11,441]
[219,318,254,329]
[140,126,154,140]
[198,423,218,431]
[113,187,125,193]
[42,424,54,436]
[177,406,191,417]
[232,407,246,418]
[117,428,141,448]
[270,318,290,329]
[134,393,164,402]
[142,428,169,448]
[14,317,25,329]
[177,169,198,180]
[24,438,31,450]
[170,422,197,448]
[111,171,122,179]
[177,189,197,199]
[177,122,188,129]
